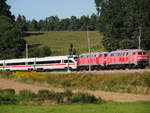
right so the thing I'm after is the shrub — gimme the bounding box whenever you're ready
[38,90,50,99]
[64,90,73,97]
[70,92,102,104]
[2,89,16,95]
[19,90,36,101]
[0,94,18,104]
[55,92,64,104]
[0,89,18,105]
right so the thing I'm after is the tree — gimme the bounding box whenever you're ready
[0,27,26,59]
[95,0,150,51]
[40,46,51,57]
[15,15,28,32]
[68,43,76,55]
[0,0,14,21]
[0,0,26,59]
[28,19,39,31]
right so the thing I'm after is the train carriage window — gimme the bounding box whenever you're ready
[0,64,3,66]
[28,62,34,65]
[36,60,61,64]
[7,62,25,66]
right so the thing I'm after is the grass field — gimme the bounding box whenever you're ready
[0,102,150,113]
[24,31,105,55]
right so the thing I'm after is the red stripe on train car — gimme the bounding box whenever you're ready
[0,63,76,68]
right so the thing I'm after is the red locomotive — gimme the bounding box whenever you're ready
[77,49,149,70]
[77,52,108,70]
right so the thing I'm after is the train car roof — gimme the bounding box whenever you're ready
[0,55,74,63]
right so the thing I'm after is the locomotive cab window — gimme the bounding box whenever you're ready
[104,54,107,57]
[64,60,74,63]
[138,52,142,55]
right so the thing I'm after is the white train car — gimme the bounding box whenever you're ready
[34,56,77,71]
[0,60,4,71]
[0,56,77,71]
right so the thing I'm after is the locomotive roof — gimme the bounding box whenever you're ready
[80,52,108,56]
[111,49,145,53]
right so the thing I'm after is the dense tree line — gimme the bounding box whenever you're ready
[16,14,98,31]
[95,0,150,51]
[0,0,26,59]
[0,0,51,59]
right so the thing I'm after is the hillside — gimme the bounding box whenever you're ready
[24,31,105,55]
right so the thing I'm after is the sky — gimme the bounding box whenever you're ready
[7,0,97,20]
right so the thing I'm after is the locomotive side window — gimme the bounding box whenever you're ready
[126,52,129,56]
[110,53,114,56]
[142,52,146,55]
[138,51,146,55]
[104,54,107,57]
[138,52,142,55]
[123,52,126,56]
[80,55,84,58]
[132,52,136,55]
[99,54,102,57]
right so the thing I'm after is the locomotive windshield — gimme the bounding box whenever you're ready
[138,51,146,55]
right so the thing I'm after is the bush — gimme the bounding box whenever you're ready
[70,92,102,104]
[0,89,18,105]
[2,89,16,95]
[0,94,18,104]
[64,90,73,97]
[19,90,36,101]
[37,90,64,104]
[38,90,50,99]
[55,92,64,104]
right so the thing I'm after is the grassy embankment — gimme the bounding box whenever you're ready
[1,71,150,94]
[0,102,150,113]
[24,31,105,55]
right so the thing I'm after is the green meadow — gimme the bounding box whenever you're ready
[0,102,150,113]
[24,31,105,55]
